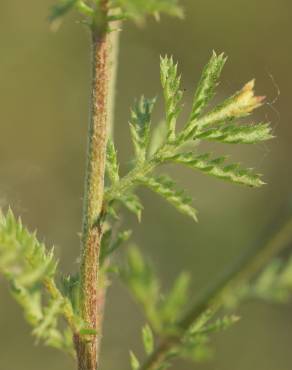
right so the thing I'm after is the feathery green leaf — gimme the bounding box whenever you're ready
[160,56,183,140]
[0,210,57,285]
[190,51,227,121]
[118,193,144,221]
[196,122,273,144]
[139,175,197,220]
[166,152,264,188]
[106,54,272,227]
[130,96,156,162]
[0,210,77,353]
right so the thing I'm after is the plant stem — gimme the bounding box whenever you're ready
[76,1,117,368]
[94,27,121,359]
[139,218,292,370]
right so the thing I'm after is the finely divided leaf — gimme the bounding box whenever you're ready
[160,56,183,140]
[0,210,74,353]
[167,152,264,188]
[190,51,227,121]
[0,210,57,284]
[130,96,156,162]
[139,175,197,221]
[196,122,273,144]
[118,193,144,221]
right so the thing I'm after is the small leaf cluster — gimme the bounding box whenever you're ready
[104,52,273,228]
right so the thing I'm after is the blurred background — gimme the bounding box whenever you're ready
[0,0,292,369]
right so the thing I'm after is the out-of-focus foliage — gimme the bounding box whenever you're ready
[121,248,242,369]
[0,210,95,356]
[49,0,183,28]
[226,257,292,307]
[0,210,76,354]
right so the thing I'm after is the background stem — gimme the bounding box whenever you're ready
[139,218,292,370]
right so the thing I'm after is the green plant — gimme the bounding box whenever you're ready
[1,1,291,370]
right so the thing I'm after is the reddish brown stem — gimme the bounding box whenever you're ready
[76,6,110,368]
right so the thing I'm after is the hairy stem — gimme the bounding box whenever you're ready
[76,2,115,368]
[140,218,292,370]
[93,26,121,361]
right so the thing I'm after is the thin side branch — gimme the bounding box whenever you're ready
[140,218,292,370]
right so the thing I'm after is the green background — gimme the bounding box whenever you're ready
[0,0,292,369]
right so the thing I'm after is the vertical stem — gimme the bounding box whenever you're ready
[94,23,121,361]
[76,2,115,368]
